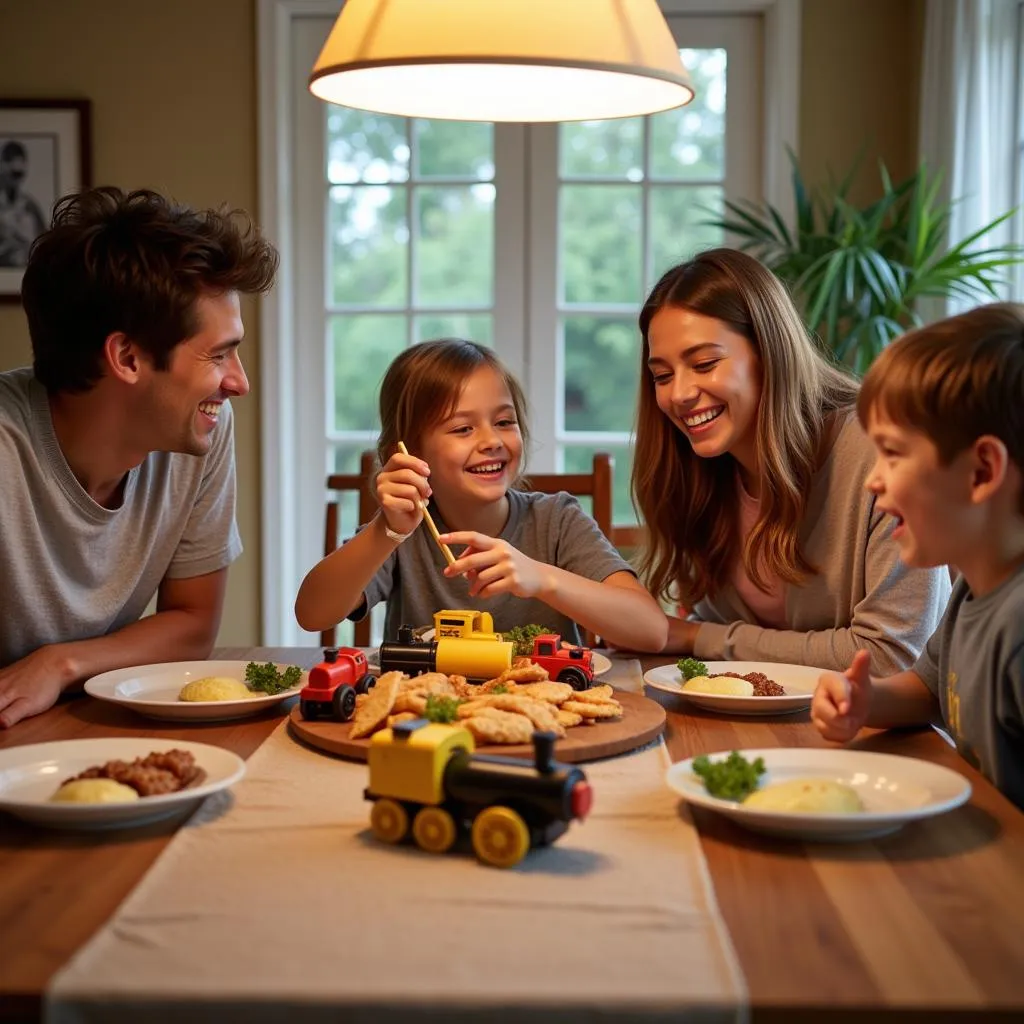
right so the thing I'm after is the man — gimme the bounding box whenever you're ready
[0,186,278,726]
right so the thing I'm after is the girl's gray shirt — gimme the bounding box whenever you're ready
[354,489,634,644]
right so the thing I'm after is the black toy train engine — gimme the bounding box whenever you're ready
[444,731,592,851]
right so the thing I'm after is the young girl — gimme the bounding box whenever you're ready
[633,248,951,675]
[295,338,667,650]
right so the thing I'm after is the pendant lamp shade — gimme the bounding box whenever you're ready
[309,0,695,122]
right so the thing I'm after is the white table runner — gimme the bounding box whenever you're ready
[46,658,746,1022]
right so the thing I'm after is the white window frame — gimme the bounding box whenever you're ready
[287,17,527,640]
[526,13,768,471]
[257,0,801,644]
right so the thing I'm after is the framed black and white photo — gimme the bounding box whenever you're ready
[0,99,91,303]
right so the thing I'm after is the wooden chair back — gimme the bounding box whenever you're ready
[609,523,645,553]
[521,452,613,542]
[322,450,377,648]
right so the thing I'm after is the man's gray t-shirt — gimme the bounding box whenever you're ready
[913,563,1024,809]
[354,489,634,644]
[0,368,242,667]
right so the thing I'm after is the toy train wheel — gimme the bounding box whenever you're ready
[558,667,590,691]
[412,806,457,854]
[355,674,376,696]
[332,684,357,721]
[370,799,409,843]
[471,806,531,868]
[299,698,318,720]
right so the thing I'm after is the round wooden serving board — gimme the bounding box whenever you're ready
[288,689,666,764]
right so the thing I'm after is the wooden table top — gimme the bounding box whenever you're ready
[2,647,1023,1022]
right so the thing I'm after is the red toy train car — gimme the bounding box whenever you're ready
[299,646,374,721]
[526,634,594,690]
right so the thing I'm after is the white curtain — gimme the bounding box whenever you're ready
[919,0,1022,312]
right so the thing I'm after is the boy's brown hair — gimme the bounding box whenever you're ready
[858,302,1024,508]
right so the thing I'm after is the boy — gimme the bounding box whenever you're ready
[812,303,1024,809]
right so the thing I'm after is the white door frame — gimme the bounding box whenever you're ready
[256,0,801,644]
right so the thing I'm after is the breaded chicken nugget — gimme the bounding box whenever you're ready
[350,672,402,738]
[462,710,535,745]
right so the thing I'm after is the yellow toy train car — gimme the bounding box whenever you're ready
[432,609,502,641]
[365,719,592,868]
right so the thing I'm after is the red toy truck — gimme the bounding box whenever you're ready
[299,647,374,721]
[527,634,594,691]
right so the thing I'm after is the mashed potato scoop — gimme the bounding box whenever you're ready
[179,676,256,702]
[50,778,140,804]
[743,778,863,814]
[682,674,754,697]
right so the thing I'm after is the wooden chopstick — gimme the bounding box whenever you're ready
[397,441,457,567]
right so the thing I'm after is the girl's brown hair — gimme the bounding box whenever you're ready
[632,248,859,608]
[377,338,530,471]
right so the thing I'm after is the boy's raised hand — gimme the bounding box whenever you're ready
[439,532,550,599]
[811,649,873,743]
[375,451,431,537]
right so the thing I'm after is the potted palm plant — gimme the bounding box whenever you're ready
[706,156,1024,372]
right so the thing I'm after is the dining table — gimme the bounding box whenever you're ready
[2,646,1023,1022]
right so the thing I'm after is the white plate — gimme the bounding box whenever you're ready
[644,660,817,715]
[84,661,305,722]
[666,747,971,842]
[0,738,246,830]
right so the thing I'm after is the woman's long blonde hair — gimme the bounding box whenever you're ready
[632,249,859,608]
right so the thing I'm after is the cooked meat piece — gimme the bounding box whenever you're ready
[62,749,199,797]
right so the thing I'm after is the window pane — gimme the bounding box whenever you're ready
[329,185,408,307]
[330,314,407,431]
[415,120,494,179]
[326,108,409,184]
[649,185,725,285]
[560,185,642,304]
[650,49,726,180]
[414,185,494,306]
[564,443,637,525]
[562,316,639,432]
[414,314,493,345]
[559,119,644,178]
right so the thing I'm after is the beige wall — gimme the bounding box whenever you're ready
[800,0,924,204]
[0,0,924,645]
[0,0,261,644]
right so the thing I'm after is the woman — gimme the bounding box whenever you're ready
[632,248,950,674]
